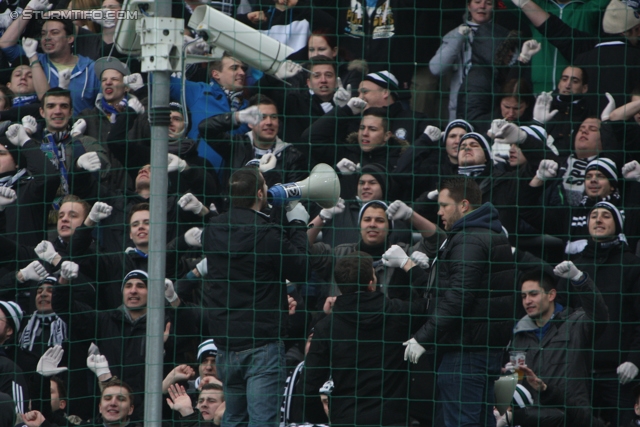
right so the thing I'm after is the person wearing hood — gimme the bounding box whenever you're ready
[0,18,100,115]
[311,199,432,301]
[52,267,188,422]
[429,0,510,120]
[404,177,516,427]
[303,252,428,426]
[567,202,640,427]
[395,119,473,201]
[199,94,307,194]
[201,166,310,426]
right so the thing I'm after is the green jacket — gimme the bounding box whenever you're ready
[506,0,608,93]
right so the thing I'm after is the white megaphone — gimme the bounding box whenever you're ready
[268,163,341,209]
[494,373,518,415]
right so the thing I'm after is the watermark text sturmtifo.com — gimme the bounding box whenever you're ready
[13,9,139,20]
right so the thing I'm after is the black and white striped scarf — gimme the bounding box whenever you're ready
[18,312,67,352]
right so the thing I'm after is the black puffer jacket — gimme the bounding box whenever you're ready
[202,208,309,351]
[413,203,516,350]
[572,240,640,371]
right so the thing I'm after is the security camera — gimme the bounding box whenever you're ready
[114,0,156,55]
[188,5,294,75]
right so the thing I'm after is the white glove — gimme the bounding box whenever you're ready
[71,119,87,138]
[19,260,47,282]
[333,77,351,108]
[347,97,367,115]
[88,202,112,223]
[128,97,145,114]
[0,10,12,30]
[510,0,530,8]
[178,193,204,215]
[22,115,37,136]
[286,203,310,224]
[35,240,59,264]
[167,153,187,173]
[487,119,526,144]
[410,252,430,269]
[319,198,345,222]
[195,258,208,277]
[492,141,510,160]
[386,200,413,221]
[184,227,202,248]
[518,40,541,63]
[57,69,71,90]
[504,362,516,374]
[76,152,101,172]
[164,278,178,303]
[89,9,116,28]
[622,160,640,182]
[381,245,410,269]
[86,354,111,378]
[0,187,17,211]
[184,35,209,55]
[617,362,639,385]
[123,73,144,92]
[36,345,67,377]
[26,0,52,11]
[6,124,30,147]
[274,60,303,80]
[458,24,471,36]
[553,260,583,281]
[533,91,559,124]
[259,153,277,173]
[60,261,79,280]
[403,338,426,364]
[535,159,559,181]
[601,92,616,121]
[424,125,442,142]
[427,189,439,201]
[236,105,263,126]
[336,158,360,175]
[21,37,38,59]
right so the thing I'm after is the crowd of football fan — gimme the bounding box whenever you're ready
[1,0,640,426]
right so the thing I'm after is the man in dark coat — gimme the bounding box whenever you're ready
[201,166,310,426]
[304,252,428,426]
[405,177,516,427]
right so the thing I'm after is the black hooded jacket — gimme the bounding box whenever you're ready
[413,203,516,350]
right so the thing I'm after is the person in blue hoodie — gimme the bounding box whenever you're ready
[0,16,99,115]
[404,177,516,427]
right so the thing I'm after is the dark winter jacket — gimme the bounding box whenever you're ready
[304,291,428,426]
[413,203,516,350]
[572,240,640,371]
[202,208,309,351]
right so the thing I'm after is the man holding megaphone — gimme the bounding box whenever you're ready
[201,166,310,426]
[199,93,308,194]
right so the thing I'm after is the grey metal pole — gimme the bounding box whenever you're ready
[144,0,172,424]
